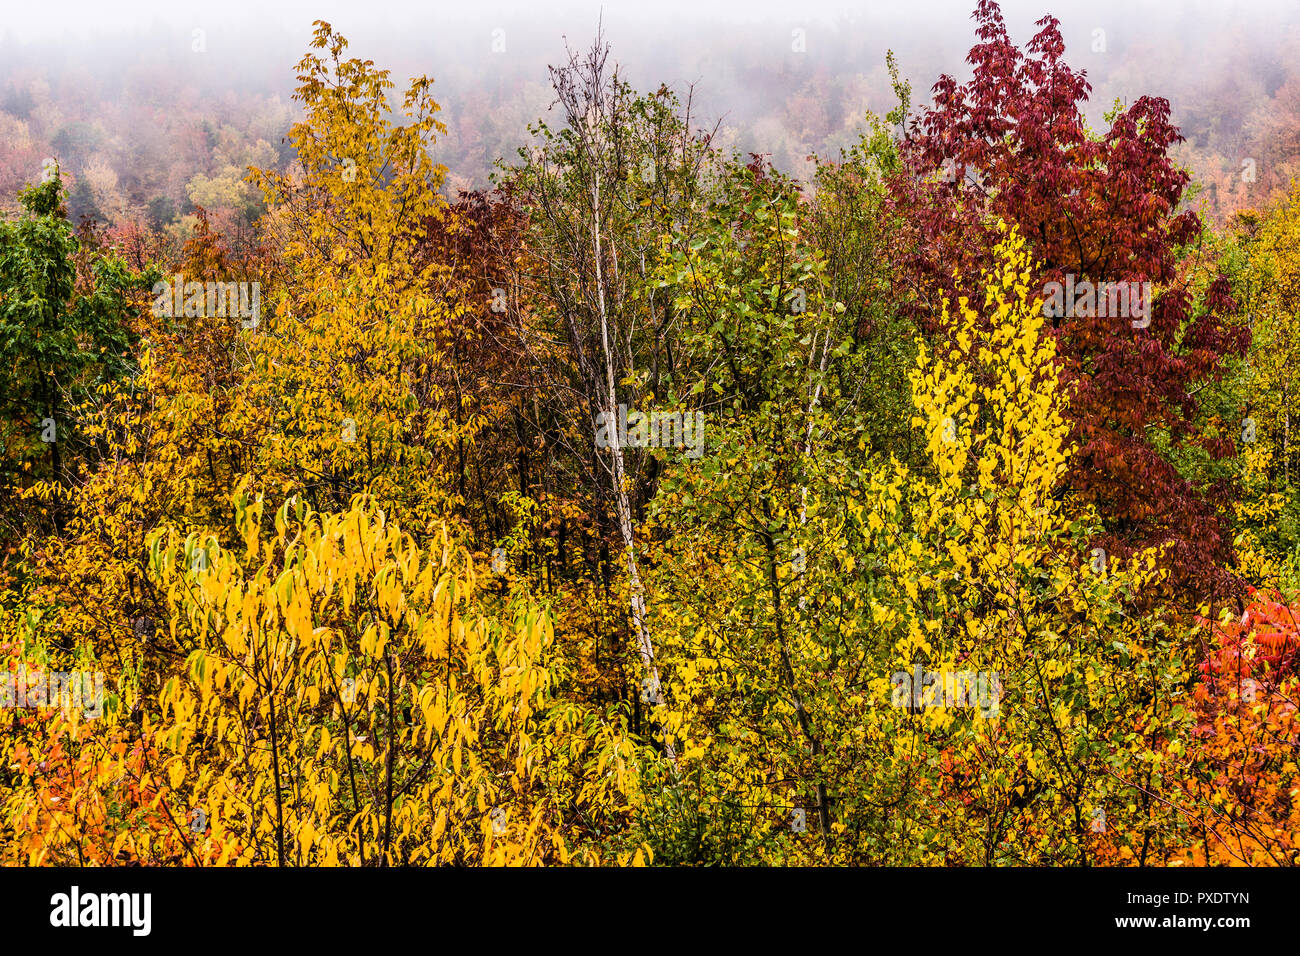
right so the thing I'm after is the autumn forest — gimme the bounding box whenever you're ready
[2,0,1300,870]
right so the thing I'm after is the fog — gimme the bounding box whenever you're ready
[2,0,1297,216]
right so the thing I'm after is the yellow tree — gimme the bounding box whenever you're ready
[1233,185,1300,585]
[5,485,644,866]
[648,225,1193,864]
[1,25,652,868]
[642,220,1189,864]
[878,224,1190,864]
[244,21,474,530]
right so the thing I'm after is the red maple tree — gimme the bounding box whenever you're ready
[889,0,1251,600]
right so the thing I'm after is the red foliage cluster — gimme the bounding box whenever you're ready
[1167,591,1300,865]
[1197,588,1300,684]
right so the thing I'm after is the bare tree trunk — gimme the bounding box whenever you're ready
[590,160,677,767]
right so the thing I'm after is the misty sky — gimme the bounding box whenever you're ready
[4,1,1296,41]
[4,2,1295,91]
[3,0,1297,194]
[7,1,1296,106]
